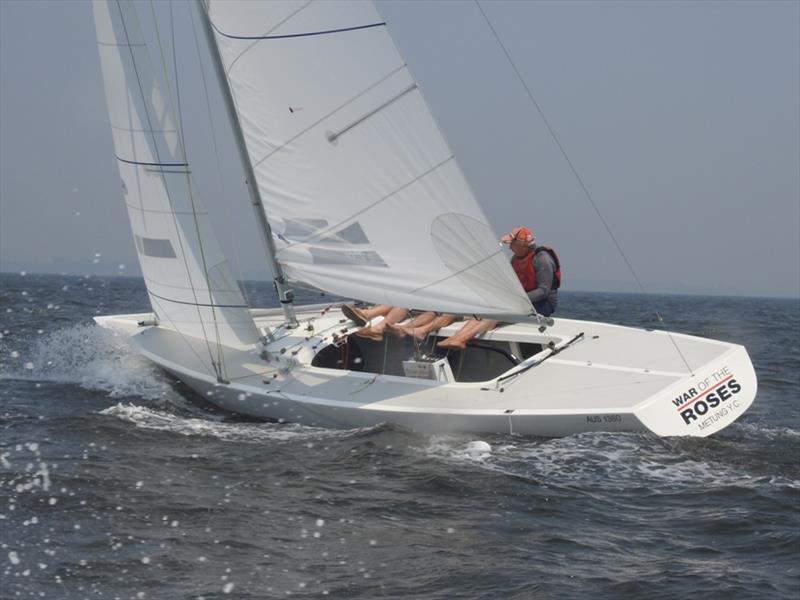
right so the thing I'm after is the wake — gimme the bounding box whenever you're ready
[420,430,800,491]
[101,403,380,443]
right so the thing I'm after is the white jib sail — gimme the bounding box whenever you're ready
[208,0,533,316]
[92,0,259,356]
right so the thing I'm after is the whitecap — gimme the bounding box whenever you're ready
[100,403,377,444]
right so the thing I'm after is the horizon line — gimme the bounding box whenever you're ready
[1,269,797,302]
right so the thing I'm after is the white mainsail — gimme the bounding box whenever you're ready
[92,0,259,361]
[208,0,533,316]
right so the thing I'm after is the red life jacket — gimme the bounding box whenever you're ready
[511,246,562,292]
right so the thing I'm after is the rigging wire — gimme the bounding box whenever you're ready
[151,0,228,380]
[474,0,694,373]
[146,294,219,374]
[112,3,217,377]
[120,0,223,381]
[169,2,226,380]
[188,3,254,313]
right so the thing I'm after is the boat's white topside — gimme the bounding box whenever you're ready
[95,304,756,437]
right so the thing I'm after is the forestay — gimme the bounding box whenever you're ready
[92,0,259,355]
[208,0,532,316]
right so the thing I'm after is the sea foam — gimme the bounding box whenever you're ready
[0,323,171,401]
[100,403,377,443]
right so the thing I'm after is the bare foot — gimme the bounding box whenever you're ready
[386,322,408,338]
[412,327,430,341]
[437,338,466,350]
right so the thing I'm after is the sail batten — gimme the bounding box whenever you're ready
[115,156,188,167]
[209,0,532,315]
[212,21,386,41]
[249,63,409,169]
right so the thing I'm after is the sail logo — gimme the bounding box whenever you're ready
[673,367,742,425]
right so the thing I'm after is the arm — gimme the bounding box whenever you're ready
[526,252,554,303]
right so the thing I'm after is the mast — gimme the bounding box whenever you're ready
[195,0,298,328]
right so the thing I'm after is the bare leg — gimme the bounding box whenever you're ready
[342,304,393,327]
[388,312,436,337]
[436,319,498,350]
[354,307,409,341]
[410,314,456,341]
[360,304,393,320]
[370,307,409,334]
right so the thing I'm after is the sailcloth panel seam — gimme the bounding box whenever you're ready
[110,124,175,134]
[96,40,146,48]
[276,155,454,251]
[250,63,408,169]
[142,273,242,294]
[409,246,508,296]
[125,203,209,216]
[146,294,216,374]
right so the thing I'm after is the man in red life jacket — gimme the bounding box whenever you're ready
[500,226,559,317]
[437,226,559,350]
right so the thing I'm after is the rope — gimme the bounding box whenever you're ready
[475,1,694,374]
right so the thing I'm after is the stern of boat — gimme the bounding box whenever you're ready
[634,344,757,437]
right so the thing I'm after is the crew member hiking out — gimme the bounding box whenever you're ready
[437,225,560,350]
[501,226,560,317]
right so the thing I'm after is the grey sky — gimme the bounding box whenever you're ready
[1,0,798,298]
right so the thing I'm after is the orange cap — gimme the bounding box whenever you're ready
[500,226,534,244]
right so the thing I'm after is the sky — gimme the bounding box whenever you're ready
[1,0,798,298]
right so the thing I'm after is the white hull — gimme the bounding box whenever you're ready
[95,304,756,437]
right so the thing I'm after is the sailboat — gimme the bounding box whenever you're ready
[90,0,756,437]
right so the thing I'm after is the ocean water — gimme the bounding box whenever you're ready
[1,272,798,599]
